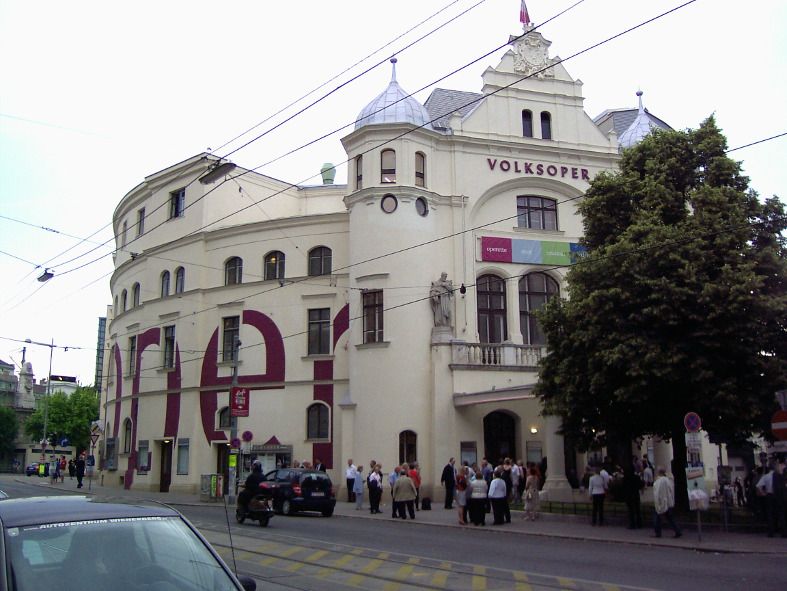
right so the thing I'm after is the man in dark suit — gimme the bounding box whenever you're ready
[314,458,326,472]
[440,457,456,509]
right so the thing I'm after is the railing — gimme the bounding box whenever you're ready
[451,342,546,368]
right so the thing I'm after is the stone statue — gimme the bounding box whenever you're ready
[430,272,454,328]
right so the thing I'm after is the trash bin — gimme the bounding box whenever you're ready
[200,474,224,502]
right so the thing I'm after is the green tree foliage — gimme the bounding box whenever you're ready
[0,406,19,457]
[24,386,99,452]
[535,117,786,504]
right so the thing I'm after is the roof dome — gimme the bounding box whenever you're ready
[618,90,656,149]
[354,59,433,131]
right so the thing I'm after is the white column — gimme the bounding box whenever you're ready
[541,414,572,500]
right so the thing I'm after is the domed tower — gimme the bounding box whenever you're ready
[339,59,450,484]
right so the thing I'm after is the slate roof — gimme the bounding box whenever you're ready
[424,88,485,131]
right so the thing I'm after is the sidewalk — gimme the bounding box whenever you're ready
[18,477,787,555]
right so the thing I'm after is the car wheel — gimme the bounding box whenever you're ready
[282,499,295,515]
[235,507,246,524]
[321,508,334,517]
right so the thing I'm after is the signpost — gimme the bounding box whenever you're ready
[684,411,709,541]
[772,409,787,441]
[88,424,102,492]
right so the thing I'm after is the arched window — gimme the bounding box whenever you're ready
[218,407,231,429]
[476,274,507,343]
[132,283,141,307]
[161,270,170,298]
[381,149,396,183]
[517,196,557,230]
[175,266,185,294]
[306,403,330,440]
[355,155,363,190]
[522,109,533,138]
[225,257,243,285]
[121,289,128,312]
[264,251,285,281]
[415,152,426,187]
[399,430,417,464]
[519,273,559,345]
[540,111,552,140]
[123,418,133,454]
[308,247,332,276]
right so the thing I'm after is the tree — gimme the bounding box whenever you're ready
[535,117,787,508]
[24,386,99,452]
[0,407,19,458]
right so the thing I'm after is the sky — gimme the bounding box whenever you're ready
[1,0,785,387]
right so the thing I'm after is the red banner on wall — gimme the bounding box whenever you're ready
[230,386,250,417]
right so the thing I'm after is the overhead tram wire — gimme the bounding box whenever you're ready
[726,131,787,153]
[213,0,475,154]
[34,1,490,277]
[94,121,784,356]
[47,1,587,281]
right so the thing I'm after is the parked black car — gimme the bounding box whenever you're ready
[25,462,44,477]
[261,468,336,516]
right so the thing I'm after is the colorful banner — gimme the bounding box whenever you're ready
[480,236,586,266]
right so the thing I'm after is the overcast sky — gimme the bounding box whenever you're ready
[1,0,785,386]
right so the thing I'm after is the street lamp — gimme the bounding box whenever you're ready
[25,338,54,459]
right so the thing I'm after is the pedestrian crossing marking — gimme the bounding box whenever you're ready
[305,550,329,562]
[351,547,365,555]
[333,554,355,567]
[515,583,534,591]
[382,581,401,591]
[514,572,530,582]
[346,572,367,586]
[377,551,391,560]
[558,577,578,588]
[280,546,304,558]
[602,586,622,591]
[360,559,384,574]
[472,567,488,591]
[431,562,451,587]
[394,564,415,580]
[407,556,421,565]
[285,561,305,572]
[259,556,278,566]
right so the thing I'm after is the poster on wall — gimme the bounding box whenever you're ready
[480,236,586,266]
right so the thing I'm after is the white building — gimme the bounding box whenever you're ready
[100,27,685,498]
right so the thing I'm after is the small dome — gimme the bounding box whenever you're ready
[618,90,655,149]
[354,59,433,131]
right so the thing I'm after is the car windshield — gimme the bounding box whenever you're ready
[4,515,237,590]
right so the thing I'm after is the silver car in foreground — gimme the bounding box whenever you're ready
[0,496,256,591]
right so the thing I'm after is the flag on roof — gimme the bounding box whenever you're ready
[520,0,531,26]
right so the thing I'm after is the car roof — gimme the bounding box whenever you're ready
[0,496,179,528]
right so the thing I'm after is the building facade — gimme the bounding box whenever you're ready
[98,28,674,498]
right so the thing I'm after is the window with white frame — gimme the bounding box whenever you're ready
[517,196,557,230]
[415,152,426,187]
[177,438,190,474]
[137,440,149,471]
[225,257,243,285]
[175,266,185,294]
[137,207,146,236]
[381,149,396,183]
[222,316,240,362]
[306,403,330,440]
[362,289,384,343]
[519,272,559,345]
[163,325,176,369]
[308,308,330,355]
[308,247,332,276]
[264,251,285,281]
[161,271,170,297]
[132,282,141,307]
[169,188,185,218]
[123,418,132,454]
[128,336,137,376]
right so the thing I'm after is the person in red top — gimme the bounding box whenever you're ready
[409,462,422,510]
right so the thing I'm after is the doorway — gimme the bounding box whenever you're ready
[483,411,517,464]
[159,440,172,493]
[216,445,230,495]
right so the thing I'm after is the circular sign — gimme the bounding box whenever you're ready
[772,409,787,441]
[684,412,702,433]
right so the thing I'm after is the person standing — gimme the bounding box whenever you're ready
[345,459,357,503]
[392,464,417,519]
[409,462,422,510]
[441,457,456,509]
[59,456,67,483]
[68,458,76,479]
[388,466,400,517]
[588,466,607,526]
[488,470,508,525]
[468,470,489,526]
[76,454,86,489]
[622,466,644,529]
[368,465,383,514]
[653,467,682,538]
[771,459,786,538]
[455,470,468,525]
[314,458,326,472]
[523,466,540,521]
[353,465,365,511]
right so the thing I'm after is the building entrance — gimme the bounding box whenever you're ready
[483,411,516,464]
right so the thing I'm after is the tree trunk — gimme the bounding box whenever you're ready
[670,427,689,512]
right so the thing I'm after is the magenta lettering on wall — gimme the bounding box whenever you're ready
[485,157,591,181]
[480,236,513,263]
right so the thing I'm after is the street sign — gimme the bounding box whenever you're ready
[230,386,250,417]
[90,433,100,446]
[772,409,787,441]
[684,412,702,433]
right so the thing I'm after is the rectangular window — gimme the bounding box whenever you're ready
[222,316,240,362]
[163,325,175,369]
[177,438,189,475]
[355,155,363,190]
[526,441,543,465]
[308,308,330,355]
[517,196,557,230]
[128,336,137,376]
[105,437,117,470]
[137,207,145,236]
[137,440,149,472]
[362,289,384,343]
[121,220,128,247]
[415,153,426,187]
[169,188,185,219]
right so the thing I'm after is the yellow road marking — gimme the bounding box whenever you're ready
[558,577,577,588]
[285,561,305,572]
[351,548,365,555]
[347,573,367,586]
[260,556,277,566]
[279,546,304,558]
[360,559,384,574]
[407,556,420,565]
[383,582,401,591]
[305,550,329,562]
[431,562,452,587]
[394,564,415,580]
[602,586,621,591]
[333,554,354,568]
[515,584,533,591]
[377,551,391,560]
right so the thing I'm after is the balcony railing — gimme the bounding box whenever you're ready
[450,341,546,368]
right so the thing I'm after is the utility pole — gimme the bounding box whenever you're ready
[227,341,240,504]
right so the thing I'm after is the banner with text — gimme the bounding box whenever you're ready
[480,236,586,266]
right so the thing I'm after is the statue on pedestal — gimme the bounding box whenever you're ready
[430,272,454,328]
